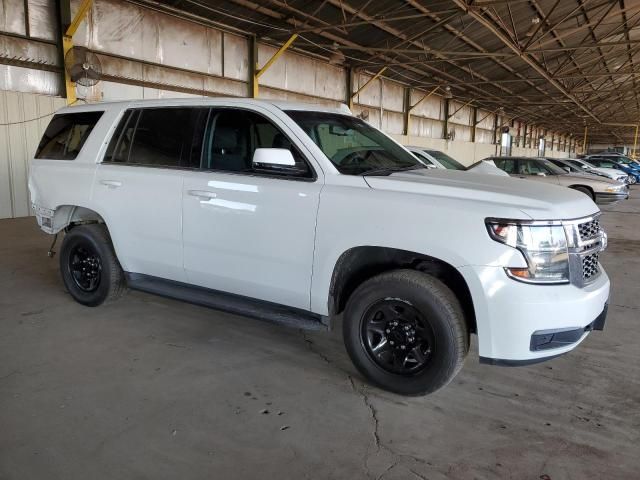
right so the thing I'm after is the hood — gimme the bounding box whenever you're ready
[364,169,599,220]
[467,160,510,177]
[593,167,623,177]
[560,172,621,186]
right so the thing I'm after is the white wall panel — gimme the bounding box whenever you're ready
[0,0,26,35]
[0,90,65,218]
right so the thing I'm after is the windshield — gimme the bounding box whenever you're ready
[587,159,618,168]
[424,150,466,170]
[567,159,591,170]
[285,111,422,175]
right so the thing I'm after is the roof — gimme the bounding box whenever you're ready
[134,0,640,144]
[58,97,352,115]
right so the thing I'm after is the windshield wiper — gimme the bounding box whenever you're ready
[361,165,425,177]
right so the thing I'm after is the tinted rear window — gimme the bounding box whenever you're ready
[35,111,103,160]
[103,107,207,169]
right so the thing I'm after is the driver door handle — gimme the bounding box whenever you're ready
[188,190,217,200]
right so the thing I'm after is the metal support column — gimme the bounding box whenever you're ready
[471,106,477,143]
[443,98,450,140]
[59,0,93,105]
[402,87,411,136]
[252,33,298,98]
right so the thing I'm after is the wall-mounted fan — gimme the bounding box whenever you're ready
[64,46,102,87]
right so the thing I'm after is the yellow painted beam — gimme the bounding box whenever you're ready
[62,0,93,105]
[351,66,387,101]
[65,0,93,37]
[633,125,639,158]
[256,34,298,79]
[408,86,439,112]
[582,125,588,153]
[62,35,76,105]
[253,33,298,98]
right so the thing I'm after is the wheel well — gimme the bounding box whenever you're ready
[329,246,477,334]
[569,185,595,200]
[51,205,106,233]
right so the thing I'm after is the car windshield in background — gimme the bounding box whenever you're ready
[425,150,466,170]
[537,158,567,175]
[588,159,618,168]
[285,111,423,175]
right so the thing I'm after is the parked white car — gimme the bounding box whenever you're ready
[407,146,509,176]
[29,98,610,395]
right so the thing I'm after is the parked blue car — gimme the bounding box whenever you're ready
[584,155,640,184]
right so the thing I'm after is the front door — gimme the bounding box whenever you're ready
[182,107,322,310]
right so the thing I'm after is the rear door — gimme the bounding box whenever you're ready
[181,107,322,310]
[93,107,207,281]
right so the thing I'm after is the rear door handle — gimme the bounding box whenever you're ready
[100,180,122,188]
[187,190,217,200]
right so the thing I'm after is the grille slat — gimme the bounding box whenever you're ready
[578,219,600,241]
[582,252,600,280]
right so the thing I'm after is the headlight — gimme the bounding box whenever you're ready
[604,185,624,192]
[486,219,569,284]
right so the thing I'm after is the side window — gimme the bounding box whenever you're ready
[204,109,312,178]
[524,161,548,174]
[35,111,103,160]
[104,108,207,168]
[494,158,516,173]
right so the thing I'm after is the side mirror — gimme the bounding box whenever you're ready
[563,167,571,173]
[252,148,307,176]
[253,148,295,167]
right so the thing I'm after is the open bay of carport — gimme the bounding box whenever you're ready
[1,189,638,480]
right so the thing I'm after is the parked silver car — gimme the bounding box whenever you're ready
[407,147,508,176]
[547,158,629,184]
[488,156,629,205]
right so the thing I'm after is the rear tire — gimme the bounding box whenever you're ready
[343,269,469,396]
[59,224,126,307]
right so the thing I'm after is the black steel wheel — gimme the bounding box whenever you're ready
[59,224,126,307]
[68,243,102,292]
[343,269,469,396]
[361,299,436,376]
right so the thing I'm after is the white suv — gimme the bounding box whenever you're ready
[29,98,610,395]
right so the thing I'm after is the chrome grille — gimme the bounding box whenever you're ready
[582,252,600,280]
[578,219,600,241]
[566,215,605,287]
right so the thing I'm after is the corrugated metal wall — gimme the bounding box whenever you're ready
[0,90,66,219]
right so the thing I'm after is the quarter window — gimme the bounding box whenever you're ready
[35,111,103,160]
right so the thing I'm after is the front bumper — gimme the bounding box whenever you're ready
[594,191,629,205]
[458,264,610,364]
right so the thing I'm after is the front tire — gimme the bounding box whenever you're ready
[59,224,126,307]
[343,270,469,396]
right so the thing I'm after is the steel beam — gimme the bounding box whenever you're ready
[59,0,93,105]
[350,66,387,109]
[452,0,601,124]
[252,33,298,98]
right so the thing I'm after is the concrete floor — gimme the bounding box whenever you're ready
[1,193,639,480]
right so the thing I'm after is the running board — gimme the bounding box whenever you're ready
[125,273,328,331]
